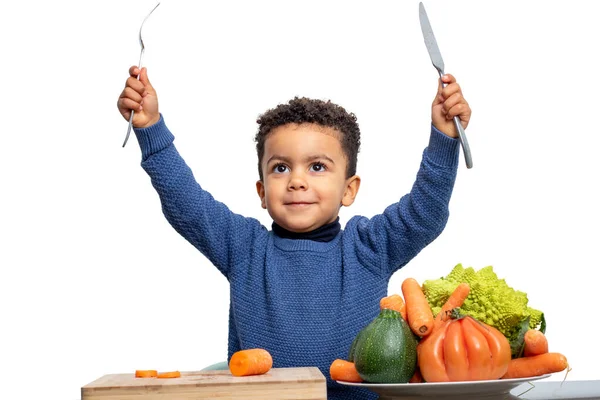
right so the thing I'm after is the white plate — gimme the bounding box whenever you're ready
[337,374,551,400]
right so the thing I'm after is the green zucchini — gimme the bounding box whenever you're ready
[347,328,364,362]
[352,308,417,383]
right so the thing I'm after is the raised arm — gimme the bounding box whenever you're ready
[117,67,264,277]
[348,126,459,277]
[135,117,265,277]
[348,73,470,277]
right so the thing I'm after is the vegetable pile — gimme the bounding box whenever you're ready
[422,264,544,357]
[330,264,569,384]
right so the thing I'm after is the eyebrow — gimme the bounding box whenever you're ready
[266,154,335,166]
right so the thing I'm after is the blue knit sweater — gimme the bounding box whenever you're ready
[134,116,459,399]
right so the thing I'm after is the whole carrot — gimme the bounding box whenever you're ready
[329,359,363,383]
[523,329,549,357]
[229,348,273,377]
[380,294,407,321]
[402,278,434,337]
[433,282,470,331]
[501,352,568,379]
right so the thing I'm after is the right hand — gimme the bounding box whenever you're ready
[117,66,160,128]
[431,73,470,138]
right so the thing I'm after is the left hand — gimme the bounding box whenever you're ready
[431,74,471,138]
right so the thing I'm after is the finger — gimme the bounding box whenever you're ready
[118,96,143,114]
[121,86,144,104]
[445,101,471,122]
[129,65,141,77]
[441,92,464,115]
[139,67,152,88]
[126,76,146,95]
[441,82,462,101]
[432,78,444,106]
[441,73,456,85]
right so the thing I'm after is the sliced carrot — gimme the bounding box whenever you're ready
[433,282,470,331]
[135,370,157,378]
[380,294,407,321]
[157,371,181,379]
[401,278,434,337]
[524,329,549,357]
[229,348,273,377]
[329,359,363,383]
[501,352,568,379]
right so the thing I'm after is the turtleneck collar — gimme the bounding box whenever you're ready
[272,217,341,242]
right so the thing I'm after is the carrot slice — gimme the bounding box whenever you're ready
[135,370,157,378]
[229,348,273,377]
[329,359,363,383]
[157,371,181,378]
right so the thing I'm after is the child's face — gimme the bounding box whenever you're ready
[256,123,361,233]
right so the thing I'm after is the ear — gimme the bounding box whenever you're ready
[341,175,361,207]
[256,180,267,209]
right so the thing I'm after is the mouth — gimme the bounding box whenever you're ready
[285,202,314,207]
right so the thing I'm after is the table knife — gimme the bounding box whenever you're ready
[419,2,473,169]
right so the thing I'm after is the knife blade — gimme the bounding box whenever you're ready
[419,2,473,169]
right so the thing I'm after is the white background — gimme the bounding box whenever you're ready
[1,0,599,399]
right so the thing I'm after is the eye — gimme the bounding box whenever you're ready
[310,162,327,172]
[272,163,289,174]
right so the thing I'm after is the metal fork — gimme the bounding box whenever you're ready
[123,2,161,148]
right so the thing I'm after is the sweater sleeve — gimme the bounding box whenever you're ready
[347,125,460,278]
[133,115,266,278]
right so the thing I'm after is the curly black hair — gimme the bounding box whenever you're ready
[254,97,361,181]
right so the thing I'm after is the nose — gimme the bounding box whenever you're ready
[288,172,308,191]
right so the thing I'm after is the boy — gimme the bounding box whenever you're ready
[117,66,470,399]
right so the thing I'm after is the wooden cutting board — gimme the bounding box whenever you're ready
[81,367,327,400]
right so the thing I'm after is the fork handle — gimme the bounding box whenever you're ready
[123,111,135,147]
[439,71,473,169]
[122,70,142,148]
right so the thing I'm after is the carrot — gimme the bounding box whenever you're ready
[433,282,470,331]
[135,370,157,378]
[501,352,568,379]
[409,368,424,383]
[401,278,434,337]
[524,329,549,357]
[329,359,363,383]
[157,371,181,379]
[380,294,407,320]
[229,348,273,377]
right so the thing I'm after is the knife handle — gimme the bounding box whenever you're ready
[453,115,473,169]
[440,73,473,169]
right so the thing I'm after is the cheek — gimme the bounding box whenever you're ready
[265,190,277,205]
[316,181,345,202]
[263,180,284,203]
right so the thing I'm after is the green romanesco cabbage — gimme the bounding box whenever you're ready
[422,264,543,344]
